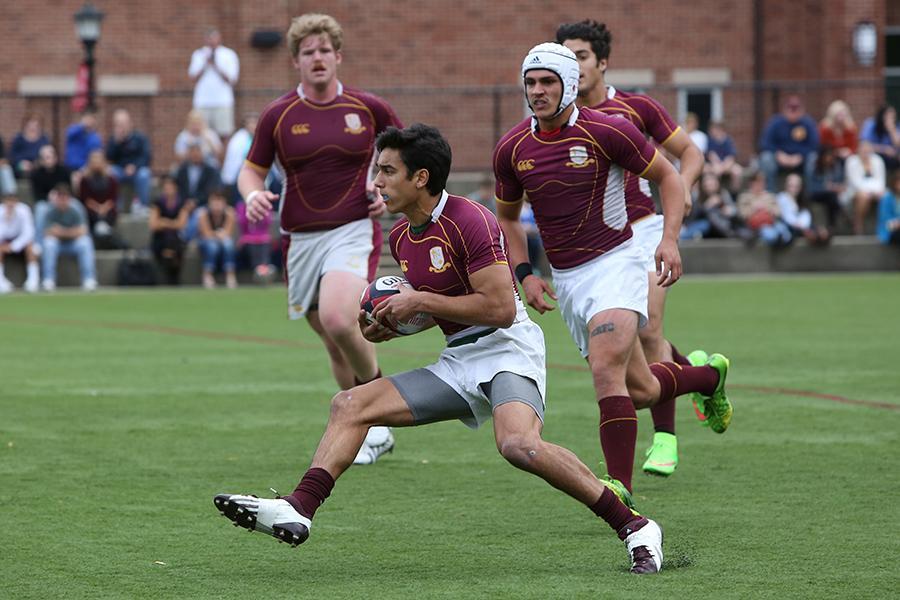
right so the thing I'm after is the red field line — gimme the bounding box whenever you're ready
[4,315,898,412]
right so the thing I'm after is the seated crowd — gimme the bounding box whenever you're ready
[0,96,898,293]
[0,108,273,293]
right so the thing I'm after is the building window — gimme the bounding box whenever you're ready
[886,26,900,110]
[677,87,723,132]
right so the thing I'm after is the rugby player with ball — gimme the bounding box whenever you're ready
[214,123,665,574]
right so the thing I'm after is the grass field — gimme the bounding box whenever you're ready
[2,273,899,599]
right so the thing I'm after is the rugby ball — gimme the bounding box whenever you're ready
[360,276,430,335]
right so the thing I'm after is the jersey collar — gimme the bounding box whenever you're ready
[531,105,579,133]
[408,190,449,234]
[296,80,344,100]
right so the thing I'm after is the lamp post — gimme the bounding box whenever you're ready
[74,2,105,111]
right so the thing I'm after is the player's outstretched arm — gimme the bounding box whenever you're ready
[373,264,516,330]
[237,164,277,223]
[496,199,557,314]
[642,156,684,287]
[662,130,704,212]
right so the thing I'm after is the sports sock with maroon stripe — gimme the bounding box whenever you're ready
[669,342,691,366]
[649,362,719,404]
[284,467,335,520]
[598,395,638,492]
[589,486,649,540]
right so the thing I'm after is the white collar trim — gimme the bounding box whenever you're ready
[296,80,343,100]
[531,105,580,133]
[607,85,617,100]
[430,190,449,222]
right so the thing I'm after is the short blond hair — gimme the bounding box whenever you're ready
[287,13,343,58]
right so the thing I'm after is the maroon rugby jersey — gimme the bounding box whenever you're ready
[389,192,515,339]
[246,83,402,232]
[493,106,658,270]
[592,86,680,223]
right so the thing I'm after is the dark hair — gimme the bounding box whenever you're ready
[555,19,612,62]
[875,105,895,139]
[375,123,452,196]
[52,182,72,196]
[208,187,229,201]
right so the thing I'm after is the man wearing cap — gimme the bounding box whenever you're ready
[493,44,732,509]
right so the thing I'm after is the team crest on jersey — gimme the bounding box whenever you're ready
[566,145,595,168]
[428,246,450,273]
[291,123,311,135]
[343,113,367,135]
[400,259,409,272]
[517,159,535,172]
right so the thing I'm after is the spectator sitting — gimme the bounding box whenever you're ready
[705,120,743,193]
[776,173,830,245]
[0,135,17,196]
[737,170,792,246]
[806,145,846,230]
[818,100,857,161]
[40,183,97,292]
[174,109,223,166]
[0,193,39,293]
[10,113,50,178]
[758,95,819,191]
[150,175,193,285]
[188,28,240,138]
[235,196,273,282]
[467,174,496,214]
[877,171,900,245]
[221,112,257,203]
[177,142,221,242]
[31,144,73,203]
[683,112,708,155]
[701,173,748,239]
[64,109,103,182]
[843,140,886,234]
[197,188,237,289]
[106,109,153,214]
[859,105,900,172]
[78,149,121,248]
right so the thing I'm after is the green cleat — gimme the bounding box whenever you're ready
[603,475,638,513]
[703,353,733,434]
[642,432,678,477]
[686,350,710,427]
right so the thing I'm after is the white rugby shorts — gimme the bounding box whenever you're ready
[631,214,665,273]
[284,218,376,320]
[424,310,547,429]
[551,239,649,358]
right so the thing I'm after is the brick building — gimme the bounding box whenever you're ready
[0,0,895,175]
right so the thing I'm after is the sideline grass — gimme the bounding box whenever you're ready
[1,274,898,598]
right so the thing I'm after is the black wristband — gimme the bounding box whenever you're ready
[514,262,534,284]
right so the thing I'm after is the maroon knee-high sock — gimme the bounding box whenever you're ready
[649,362,719,404]
[354,369,382,386]
[669,342,691,366]
[598,396,638,492]
[589,487,649,540]
[649,397,676,435]
[284,467,335,520]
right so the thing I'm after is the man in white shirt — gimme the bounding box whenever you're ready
[0,194,39,293]
[188,29,240,137]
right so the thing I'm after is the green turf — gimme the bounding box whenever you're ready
[1,274,898,599]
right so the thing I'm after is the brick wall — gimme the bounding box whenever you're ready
[0,0,888,174]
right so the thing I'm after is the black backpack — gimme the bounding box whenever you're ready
[116,251,158,286]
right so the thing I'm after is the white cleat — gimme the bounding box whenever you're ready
[624,519,663,574]
[353,427,395,465]
[213,494,311,547]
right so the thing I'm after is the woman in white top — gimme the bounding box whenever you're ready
[843,140,886,234]
[173,110,223,167]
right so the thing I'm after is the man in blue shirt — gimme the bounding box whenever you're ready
[64,110,103,173]
[106,109,153,212]
[759,95,819,191]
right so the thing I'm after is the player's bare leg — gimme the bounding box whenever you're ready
[316,270,379,383]
[307,310,355,390]
[585,309,642,492]
[638,279,672,364]
[214,379,411,546]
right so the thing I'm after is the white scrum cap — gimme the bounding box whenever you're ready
[521,42,580,117]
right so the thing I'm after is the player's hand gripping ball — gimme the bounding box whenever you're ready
[360,276,430,335]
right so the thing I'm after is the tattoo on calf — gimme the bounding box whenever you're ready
[590,322,615,337]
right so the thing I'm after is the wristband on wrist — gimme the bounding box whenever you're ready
[245,190,263,204]
[514,262,534,284]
